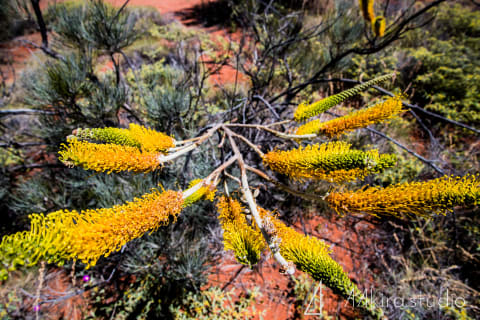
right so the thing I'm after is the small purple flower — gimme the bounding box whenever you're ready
[33,305,40,312]
[83,275,90,282]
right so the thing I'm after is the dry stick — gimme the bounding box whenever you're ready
[0,142,49,148]
[19,39,65,62]
[159,124,222,163]
[224,127,295,275]
[224,123,316,140]
[253,95,281,120]
[70,260,76,288]
[174,136,203,146]
[373,84,480,135]
[265,120,292,127]
[0,109,54,116]
[224,171,242,186]
[34,261,46,319]
[365,126,445,175]
[226,130,264,157]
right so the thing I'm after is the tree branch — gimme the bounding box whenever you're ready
[224,127,295,275]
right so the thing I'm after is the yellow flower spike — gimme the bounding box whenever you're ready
[296,95,404,137]
[258,207,384,319]
[359,0,375,22]
[0,210,78,279]
[183,179,217,207]
[74,127,138,148]
[67,189,184,267]
[0,189,185,277]
[372,16,386,37]
[74,123,175,153]
[293,74,393,122]
[217,196,265,268]
[58,139,161,173]
[326,174,480,218]
[128,124,175,152]
[262,142,396,182]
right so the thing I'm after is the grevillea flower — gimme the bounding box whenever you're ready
[0,210,77,281]
[326,174,480,217]
[74,123,175,152]
[183,179,217,207]
[296,95,404,137]
[258,207,384,319]
[67,189,184,267]
[0,183,220,279]
[359,0,375,22]
[217,196,265,267]
[58,139,161,173]
[372,16,386,37]
[293,74,392,122]
[263,142,396,182]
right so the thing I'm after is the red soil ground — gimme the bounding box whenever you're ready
[1,1,386,319]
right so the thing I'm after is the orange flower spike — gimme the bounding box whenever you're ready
[359,0,375,22]
[262,142,396,182]
[74,124,175,153]
[296,95,404,137]
[58,139,161,173]
[372,16,386,37]
[67,190,184,267]
[128,124,175,152]
[326,175,480,218]
[217,196,265,267]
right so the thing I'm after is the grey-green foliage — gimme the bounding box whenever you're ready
[48,0,140,53]
[127,61,192,134]
[86,73,128,119]
[21,53,125,144]
[8,169,91,218]
[23,54,91,109]
[405,4,480,125]
[83,0,140,53]
[47,1,88,49]
[8,168,165,220]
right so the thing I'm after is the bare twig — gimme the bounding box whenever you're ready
[224,127,295,275]
[224,123,317,140]
[0,108,55,116]
[365,126,445,175]
[160,124,222,163]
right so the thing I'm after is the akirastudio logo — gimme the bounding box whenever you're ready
[303,282,324,316]
[304,282,467,317]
